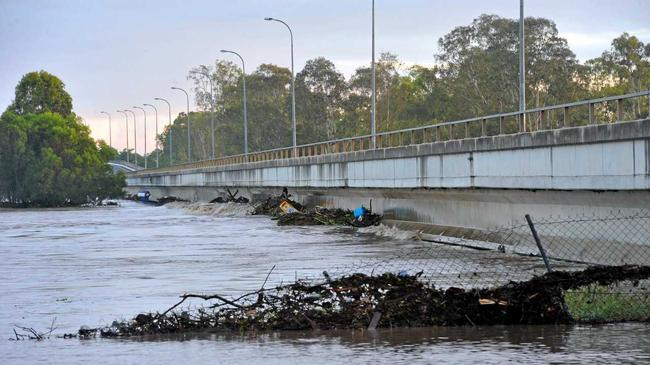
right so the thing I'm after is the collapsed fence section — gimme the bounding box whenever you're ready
[327,209,650,323]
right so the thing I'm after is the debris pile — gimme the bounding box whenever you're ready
[275,207,380,227]
[252,195,304,217]
[156,196,188,206]
[252,189,381,227]
[209,188,250,204]
[75,265,650,338]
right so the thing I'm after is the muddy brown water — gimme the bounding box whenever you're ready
[1,201,649,364]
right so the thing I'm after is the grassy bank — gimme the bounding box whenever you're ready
[564,283,650,322]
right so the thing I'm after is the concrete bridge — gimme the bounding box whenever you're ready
[124,91,650,235]
[109,160,143,173]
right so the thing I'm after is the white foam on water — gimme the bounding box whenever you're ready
[164,201,254,217]
[358,223,420,241]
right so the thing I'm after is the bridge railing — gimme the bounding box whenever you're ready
[133,90,650,175]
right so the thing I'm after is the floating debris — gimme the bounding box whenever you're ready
[253,189,381,227]
[73,265,650,338]
[276,207,381,227]
[156,196,188,206]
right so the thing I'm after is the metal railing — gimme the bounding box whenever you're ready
[131,90,650,175]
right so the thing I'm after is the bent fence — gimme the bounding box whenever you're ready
[326,209,650,322]
[81,209,650,338]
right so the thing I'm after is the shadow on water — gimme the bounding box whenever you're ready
[121,325,573,349]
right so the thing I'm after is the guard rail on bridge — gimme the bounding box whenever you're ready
[131,90,650,175]
[109,160,143,172]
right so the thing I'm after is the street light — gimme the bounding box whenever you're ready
[133,106,147,169]
[125,109,137,166]
[519,0,526,131]
[100,111,112,148]
[171,86,191,162]
[154,97,173,165]
[264,17,296,151]
[190,69,216,159]
[143,103,159,168]
[220,49,248,156]
[117,110,129,163]
[371,0,376,149]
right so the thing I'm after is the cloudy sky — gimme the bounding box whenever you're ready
[1,0,648,152]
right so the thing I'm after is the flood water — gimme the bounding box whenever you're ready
[1,202,649,364]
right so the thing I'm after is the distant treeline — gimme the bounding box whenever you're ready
[129,14,650,166]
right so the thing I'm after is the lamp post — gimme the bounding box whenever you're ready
[154,97,173,166]
[143,103,159,168]
[133,106,147,169]
[125,109,137,166]
[371,0,376,149]
[519,0,526,131]
[117,110,129,163]
[171,87,191,162]
[190,69,216,159]
[100,111,112,148]
[264,17,296,151]
[220,50,248,156]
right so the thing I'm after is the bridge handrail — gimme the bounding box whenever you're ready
[131,90,650,175]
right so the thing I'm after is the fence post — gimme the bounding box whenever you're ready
[465,122,469,138]
[563,107,569,128]
[588,102,595,124]
[616,98,623,122]
[525,214,552,273]
[481,118,487,136]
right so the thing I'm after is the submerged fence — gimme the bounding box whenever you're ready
[324,209,650,323]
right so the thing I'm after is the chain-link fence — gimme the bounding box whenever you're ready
[323,209,650,323]
[86,209,650,338]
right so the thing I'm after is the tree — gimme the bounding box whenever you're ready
[436,15,586,119]
[296,57,346,142]
[8,71,74,117]
[587,34,650,99]
[247,64,292,150]
[0,72,125,206]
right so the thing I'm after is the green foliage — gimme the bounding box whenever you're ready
[565,284,650,322]
[8,70,74,117]
[148,15,647,164]
[0,72,125,206]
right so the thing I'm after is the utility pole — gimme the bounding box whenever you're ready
[519,0,526,131]
[154,97,173,165]
[171,87,191,162]
[100,111,112,148]
[133,106,147,169]
[125,109,137,166]
[265,17,296,152]
[190,69,216,159]
[220,50,248,156]
[144,103,159,168]
[117,110,129,163]
[371,0,376,148]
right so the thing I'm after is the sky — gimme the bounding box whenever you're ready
[1,0,649,153]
